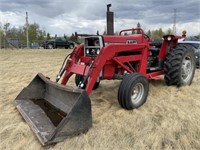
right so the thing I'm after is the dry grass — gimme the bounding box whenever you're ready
[0,49,200,150]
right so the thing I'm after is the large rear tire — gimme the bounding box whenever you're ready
[75,74,100,90]
[164,44,196,86]
[118,73,149,110]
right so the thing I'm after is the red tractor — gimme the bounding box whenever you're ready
[15,28,196,145]
[58,27,195,108]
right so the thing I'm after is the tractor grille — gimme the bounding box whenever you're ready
[84,36,103,57]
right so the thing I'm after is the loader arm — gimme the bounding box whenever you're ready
[86,44,149,94]
[61,44,85,85]
[61,43,149,95]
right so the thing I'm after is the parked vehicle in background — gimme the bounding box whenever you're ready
[40,37,75,49]
[178,36,200,68]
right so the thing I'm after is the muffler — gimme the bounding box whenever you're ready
[15,73,92,145]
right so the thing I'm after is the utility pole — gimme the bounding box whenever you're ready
[0,23,1,49]
[26,12,29,48]
[173,9,177,34]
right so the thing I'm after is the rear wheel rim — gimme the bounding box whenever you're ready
[181,55,193,83]
[48,44,53,49]
[69,45,73,49]
[131,83,144,104]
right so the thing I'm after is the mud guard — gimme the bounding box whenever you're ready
[15,73,92,145]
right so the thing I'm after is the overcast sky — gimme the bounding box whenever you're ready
[0,0,200,36]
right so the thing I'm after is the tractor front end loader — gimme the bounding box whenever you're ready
[15,28,196,145]
[15,73,92,145]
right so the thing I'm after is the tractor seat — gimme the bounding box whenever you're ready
[149,47,160,53]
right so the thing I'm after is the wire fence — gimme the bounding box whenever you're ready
[0,38,44,49]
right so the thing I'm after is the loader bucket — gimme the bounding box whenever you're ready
[15,73,92,145]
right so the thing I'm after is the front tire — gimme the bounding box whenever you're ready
[118,73,149,110]
[164,44,196,86]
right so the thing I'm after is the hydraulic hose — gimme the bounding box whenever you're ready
[56,53,72,82]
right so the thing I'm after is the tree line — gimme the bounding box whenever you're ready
[0,22,46,48]
[0,22,199,48]
[0,22,78,48]
[118,22,200,39]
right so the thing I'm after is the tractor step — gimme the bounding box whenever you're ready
[149,67,160,71]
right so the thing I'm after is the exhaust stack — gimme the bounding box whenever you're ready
[106,4,114,35]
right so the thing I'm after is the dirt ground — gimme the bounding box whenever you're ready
[0,49,200,150]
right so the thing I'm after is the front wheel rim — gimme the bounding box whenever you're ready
[131,83,144,104]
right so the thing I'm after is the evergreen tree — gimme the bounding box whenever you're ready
[3,23,10,33]
[158,28,164,37]
[136,22,141,34]
[63,34,68,39]
[146,30,151,37]
[69,33,76,41]
[69,33,81,44]
[166,28,173,35]
[47,33,51,40]
[151,28,164,39]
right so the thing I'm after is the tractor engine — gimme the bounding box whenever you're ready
[147,40,163,70]
[147,49,159,69]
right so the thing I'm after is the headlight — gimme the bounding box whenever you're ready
[96,49,100,55]
[86,49,89,54]
[85,48,101,56]
[167,36,172,41]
